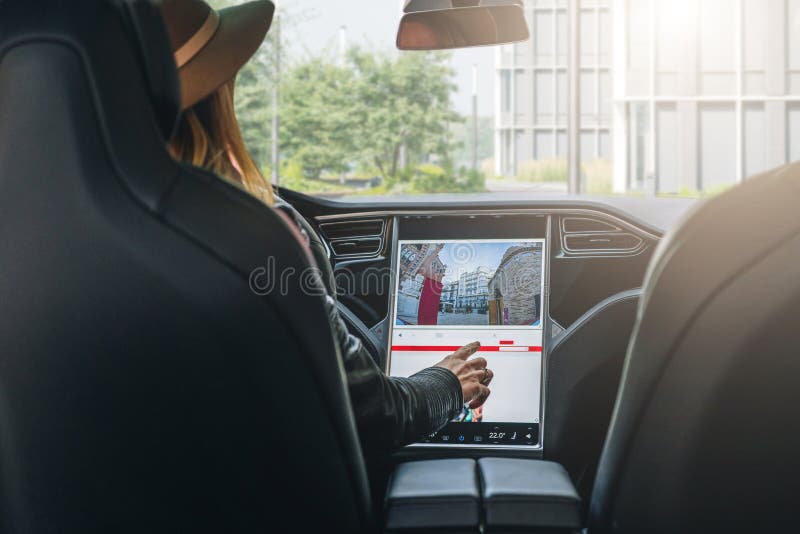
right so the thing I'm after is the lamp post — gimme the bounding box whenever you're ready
[339,25,347,67]
[271,13,281,188]
[472,63,479,171]
[567,0,581,194]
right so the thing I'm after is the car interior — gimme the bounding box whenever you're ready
[1,0,800,533]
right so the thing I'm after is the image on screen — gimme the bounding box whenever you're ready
[389,239,546,445]
[395,241,543,328]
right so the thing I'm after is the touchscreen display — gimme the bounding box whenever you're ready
[389,239,546,446]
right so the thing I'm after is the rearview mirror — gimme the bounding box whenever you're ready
[397,0,530,51]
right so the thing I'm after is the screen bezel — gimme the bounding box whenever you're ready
[385,216,551,450]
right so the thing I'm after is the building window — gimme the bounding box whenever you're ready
[628,102,650,191]
[788,103,800,164]
[699,103,736,190]
[656,103,679,193]
[744,103,768,177]
[788,0,800,93]
[534,10,554,65]
[700,0,736,94]
[502,70,512,113]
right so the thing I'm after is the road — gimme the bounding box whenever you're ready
[398,311,489,326]
[484,179,568,194]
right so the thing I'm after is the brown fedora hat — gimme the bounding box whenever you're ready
[160,0,275,110]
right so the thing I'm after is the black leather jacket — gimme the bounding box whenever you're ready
[275,199,464,452]
[325,294,463,451]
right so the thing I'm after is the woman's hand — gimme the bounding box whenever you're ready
[434,342,493,409]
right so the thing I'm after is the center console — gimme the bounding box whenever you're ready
[304,200,661,532]
[381,215,581,531]
[387,214,550,449]
[305,206,657,532]
[385,457,582,533]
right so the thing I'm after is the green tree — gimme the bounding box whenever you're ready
[452,116,494,169]
[347,48,461,180]
[208,0,296,171]
[234,59,272,168]
[278,48,463,183]
[203,3,477,194]
[280,58,360,178]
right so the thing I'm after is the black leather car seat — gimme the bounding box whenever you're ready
[0,0,370,531]
[589,163,800,532]
[545,289,641,503]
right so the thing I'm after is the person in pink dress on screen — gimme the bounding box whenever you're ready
[415,244,445,325]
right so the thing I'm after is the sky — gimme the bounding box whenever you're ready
[276,0,496,116]
[438,242,533,284]
[439,242,503,284]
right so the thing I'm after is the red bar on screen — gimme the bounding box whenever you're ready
[391,345,542,352]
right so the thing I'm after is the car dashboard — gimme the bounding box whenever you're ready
[282,189,661,469]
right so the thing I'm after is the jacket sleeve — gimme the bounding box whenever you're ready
[322,294,463,451]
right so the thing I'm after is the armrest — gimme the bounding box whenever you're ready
[478,458,582,531]
[385,458,480,532]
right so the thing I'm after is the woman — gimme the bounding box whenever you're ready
[414,244,445,325]
[159,0,494,453]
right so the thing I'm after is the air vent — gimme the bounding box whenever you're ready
[319,219,384,240]
[562,217,620,234]
[560,215,646,255]
[318,218,385,258]
[564,233,643,253]
[330,238,382,257]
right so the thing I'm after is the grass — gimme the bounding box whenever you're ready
[658,184,733,199]
[274,157,732,200]
[485,158,614,194]
[583,159,613,194]
[517,159,568,183]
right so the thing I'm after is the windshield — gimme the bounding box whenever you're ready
[209,0,799,203]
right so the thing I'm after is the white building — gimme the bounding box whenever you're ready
[456,266,493,311]
[496,0,800,193]
[441,281,460,312]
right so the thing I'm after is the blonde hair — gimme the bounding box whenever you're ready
[169,82,274,205]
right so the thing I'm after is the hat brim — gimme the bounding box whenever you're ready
[178,0,275,110]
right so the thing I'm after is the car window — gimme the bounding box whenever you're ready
[209,0,798,203]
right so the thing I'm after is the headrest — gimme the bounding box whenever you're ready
[0,0,181,141]
[115,0,183,139]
